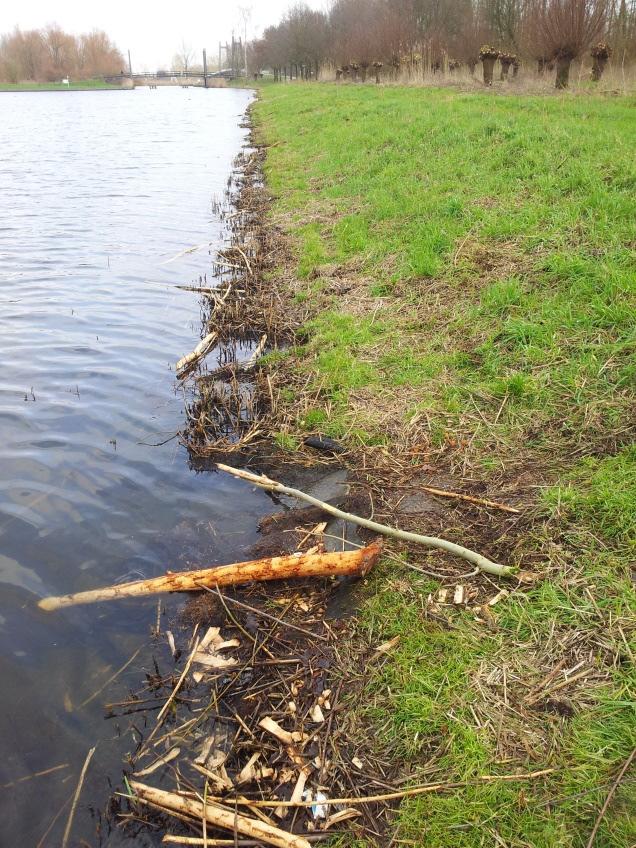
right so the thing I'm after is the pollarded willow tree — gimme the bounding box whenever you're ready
[536,0,608,87]
[590,39,612,76]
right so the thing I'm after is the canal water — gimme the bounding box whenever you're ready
[0,86,272,845]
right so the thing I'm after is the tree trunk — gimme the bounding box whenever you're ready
[500,61,511,80]
[468,59,477,76]
[591,56,607,81]
[537,58,545,76]
[360,66,367,82]
[513,63,519,78]
[555,56,571,89]
[482,57,495,85]
[375,70,381,84]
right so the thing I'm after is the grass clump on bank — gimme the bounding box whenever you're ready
[253,83,635,846]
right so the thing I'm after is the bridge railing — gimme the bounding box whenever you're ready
[102,70,237,83]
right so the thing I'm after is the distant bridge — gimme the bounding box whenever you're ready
[103,71,237,88]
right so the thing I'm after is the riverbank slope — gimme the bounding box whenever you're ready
[251,83,635,846]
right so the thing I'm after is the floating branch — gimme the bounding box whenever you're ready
[38,543,381,611]
[217,465,513,577]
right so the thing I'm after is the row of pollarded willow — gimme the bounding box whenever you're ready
[478,39,612,87]
[247,0,628,90]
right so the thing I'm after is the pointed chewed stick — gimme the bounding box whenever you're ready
[217,464,513,577]
[38,543,382,612]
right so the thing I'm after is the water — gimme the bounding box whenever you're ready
[0,86,273,845]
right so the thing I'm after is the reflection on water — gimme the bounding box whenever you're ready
[0,86,270,845]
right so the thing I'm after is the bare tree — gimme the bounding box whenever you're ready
[77,30,123,77]
[44,24,76,78]
[238,6,252,76]
[172,40,195,74]
[536,0,607,86]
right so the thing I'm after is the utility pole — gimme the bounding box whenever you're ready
[128,49,132,76]
[203,48,208,87]
[218,41,222,73]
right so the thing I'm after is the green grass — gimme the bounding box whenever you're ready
[255,85,635,454]
[354,460,636,846]
[0,79,121,91]
[253,83,636,847]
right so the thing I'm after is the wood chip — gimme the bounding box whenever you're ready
[310,704,325,723]
[374,636,400,655]
[324,808,361,827]
[453,585,466,605]
[259,717,308,745]
[488,589,509,606]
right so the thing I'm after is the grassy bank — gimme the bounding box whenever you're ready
[253,84,635,846]
[0,79,121,91]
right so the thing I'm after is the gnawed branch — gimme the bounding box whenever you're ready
[217,464,513,577]
[38,543,381,611]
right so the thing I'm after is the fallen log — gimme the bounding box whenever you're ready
[129,781,310,848]
[38,542,381,611]
[217,464,513,577]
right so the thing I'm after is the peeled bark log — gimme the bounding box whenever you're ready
[130,781,310,848]
[38,543,381,611]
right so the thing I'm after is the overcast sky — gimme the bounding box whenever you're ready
[0,0,328,71]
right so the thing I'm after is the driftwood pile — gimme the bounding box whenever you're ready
[175,140,293,456]
[105,517,395,846]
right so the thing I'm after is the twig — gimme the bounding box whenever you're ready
[61,746,96,848]
[217,465,513,577]
[36,791,73,848]
[160,241,213,265]
[419,485,519,514]
[585,748,636,848]
[162,837,331,846]
[1,762,69,789]
[155,637,200,726]
[234,246,252,276]
[200,589,329,643]
[207,767,555,808]
[78,644,145,709]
